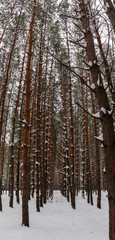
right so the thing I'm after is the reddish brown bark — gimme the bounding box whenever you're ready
[60,65,70,200]
[28,66,36,201]
[22,0,36,227]
[0,4,23,211]
[74,110,80,196]
[42,42,49,204]
[36,25,44,211]
[9,40,27,208]
[78,56,86,199]
[16,80,26,204]
[81,79,93,204]
[30,63,37,198]
[81,84,86,199]
[45,57,53,199]
[89,77,101,208]
[85,81,93,205]
[66,23,75,209]
[0,81,13,210]
[48,79,55,200]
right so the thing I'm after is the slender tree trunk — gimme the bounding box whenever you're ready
[89,77,101,208]
[30,62,37,198]
[60,65,70,200]
[0,5,23,211]
[42,42,49,204]
[48,80,55,199]
[45,57,53,199]
[66,22,75,209]
[16,80,26,204]
[74,110,80,196]
[85,81,93,205]
[36,25,44,211]
[9,40,27,208]
[22,0,36,227]
[0,78,13,210]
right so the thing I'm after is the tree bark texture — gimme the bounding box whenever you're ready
[0,4,23,211]
[22,0,36,227]
[66,23,75,209]
[79,1,115,239]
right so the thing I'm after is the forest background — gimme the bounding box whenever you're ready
[0,0,115,239]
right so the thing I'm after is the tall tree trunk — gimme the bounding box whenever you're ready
[48,79,55,199]
[79,1,115,238]
[66,22,75,209]
[0,4,23,211]
[85,81,93,205]
[30,62,37,198]
[42,42,49,204]
[45,57,53,199]
[74,109,80,196]
[16,80,26,204]
[89,77,101,208]
[9,40,27,208]
[36,24,44,211]
[60,64,70,200]
[22,0,36,227]
[0,77,13,207]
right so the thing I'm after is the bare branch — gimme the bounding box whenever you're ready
[60,14,81,20]
[69,39,86,49]
[74,101,101,120]
[49,51,95,93]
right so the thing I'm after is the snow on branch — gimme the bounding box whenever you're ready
[92,111,100,118]
[94,133,104,142]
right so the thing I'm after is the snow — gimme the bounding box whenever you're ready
[0,191,109,240]
[90,83,96,90]
[64,165,69,169]
[100,107,106,115]
[94,133,104,141]
[92,111,100,118]
[88,61,93,67]
[97,75,100,86]
[104,5,108,12]
[108,110,112,115]
[36,161,40,165]
[22,119,27,124]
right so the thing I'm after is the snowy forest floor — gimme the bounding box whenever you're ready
[0,191,108,240]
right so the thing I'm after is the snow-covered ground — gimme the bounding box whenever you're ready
[0,191,109,240]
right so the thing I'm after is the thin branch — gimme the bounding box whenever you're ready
[74,101,101,120]
[60,13,80,19]
[49,51,95,93]
[69,39,86,49]
[72,22,85,34]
